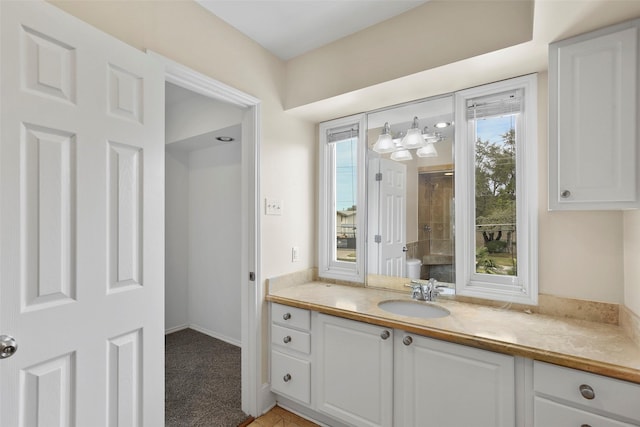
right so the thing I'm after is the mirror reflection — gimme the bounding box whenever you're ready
[366,95,455,288]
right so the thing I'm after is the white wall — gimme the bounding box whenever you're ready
[188,142,242,344]
[165,140,242,343]
[165,150,190,331]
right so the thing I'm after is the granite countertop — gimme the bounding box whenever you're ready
[266,282,640,384]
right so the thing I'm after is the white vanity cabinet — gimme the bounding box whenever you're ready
[314,313,394,427]
[394,332,515,427]
[549,19,640,210]
[533,361,640,426]
[270,303,312,405]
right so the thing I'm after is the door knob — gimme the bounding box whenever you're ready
[0,335,17,359]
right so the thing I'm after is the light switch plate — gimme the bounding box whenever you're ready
[292,246,300,262]
[265,198,282,215]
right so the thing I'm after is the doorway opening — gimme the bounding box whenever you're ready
[164,81,248,425]
[152,52,262,421]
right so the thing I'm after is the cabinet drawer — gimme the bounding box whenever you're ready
[271,350,311,404]
[271,324,310,354]
[272,303,310,331]
[534,361,640,422]
[535,397,636,427]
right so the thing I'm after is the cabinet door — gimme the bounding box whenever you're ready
[395,333,515,427]
[314,313,393,427]
[549,20,639,210]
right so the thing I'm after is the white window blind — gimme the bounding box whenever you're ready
[466,89,524,120]
[326,123,359,144]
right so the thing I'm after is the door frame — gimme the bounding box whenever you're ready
[148,51,262,416]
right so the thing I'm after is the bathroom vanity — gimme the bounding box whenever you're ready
[267,283,640,427]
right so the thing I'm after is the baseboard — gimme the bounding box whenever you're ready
[258,383,276,416]
[188,323,241,347]
[165,324,189,335]
[276,397,351,427]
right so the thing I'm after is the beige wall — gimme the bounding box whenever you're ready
[285,0,535,110]
[624,211,640,317]
[50,0,317,286]
[535,73,625,304]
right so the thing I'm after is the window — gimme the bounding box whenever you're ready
[454,75,538,304]
[319,114,366,282]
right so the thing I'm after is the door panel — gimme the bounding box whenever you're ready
[1,2,164,426]
[379,159,406,277]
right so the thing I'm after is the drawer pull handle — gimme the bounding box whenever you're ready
[283,373,292,382]
[580,425,592,427]
[403,336,413,346]
[283,336,292,344]
[380,330,390,340]
[283,313,291,320]
[579,384,595,400]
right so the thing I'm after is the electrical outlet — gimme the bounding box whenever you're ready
[292,246,300,262]
[265,198,282,215]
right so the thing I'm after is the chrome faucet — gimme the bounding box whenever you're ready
[406,278,440,302]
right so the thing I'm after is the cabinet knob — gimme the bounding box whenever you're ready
[283,373,292,382]
[380,330,390,340]
[283,335,292,344]
[579,384,595,400]
[560,190,571,198]
[403,336,413,346]
[282,313,291,320]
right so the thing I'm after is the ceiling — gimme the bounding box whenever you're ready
[195,0,428,60]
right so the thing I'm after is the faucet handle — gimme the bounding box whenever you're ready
[406,281,425,300]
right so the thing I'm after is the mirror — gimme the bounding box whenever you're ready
[365,95,455,291]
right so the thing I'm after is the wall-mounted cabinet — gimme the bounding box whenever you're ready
[549,19,640,210]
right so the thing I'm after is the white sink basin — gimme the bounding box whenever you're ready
[378,300,450,319]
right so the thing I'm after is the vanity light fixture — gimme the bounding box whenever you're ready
[390,149,413,161]
[372,116,445,161]
[372,122,395,153]
[401,116,426,149]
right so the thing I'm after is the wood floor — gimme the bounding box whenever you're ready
[243,406,319,427]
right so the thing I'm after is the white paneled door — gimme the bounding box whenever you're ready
[375,159,407,277]
[0,2,164,426]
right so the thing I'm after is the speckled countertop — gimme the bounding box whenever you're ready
[266,282,640,384]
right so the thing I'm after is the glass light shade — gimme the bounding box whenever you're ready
[416,143,438,158]
[373,133,394,153]
[401,127,426,149]
[373,122,395,153]
[390,149,412,161]
[401,117,425,149]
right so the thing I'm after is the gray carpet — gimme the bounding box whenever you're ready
[165,328,250,426]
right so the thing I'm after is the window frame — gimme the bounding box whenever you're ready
[318,113,367,282]
[454,74,539,305]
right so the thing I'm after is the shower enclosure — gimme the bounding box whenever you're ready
[417,170,454,282]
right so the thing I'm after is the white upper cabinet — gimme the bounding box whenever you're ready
[549,19,639,210]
